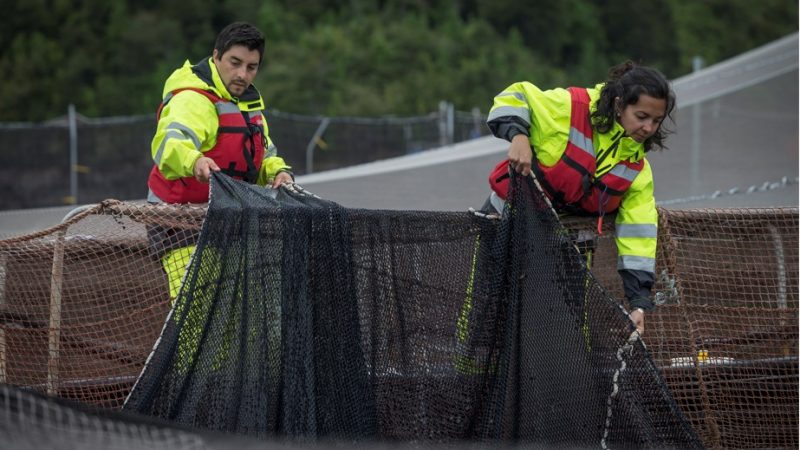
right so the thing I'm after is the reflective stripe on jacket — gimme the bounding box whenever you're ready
[487,81,657,275]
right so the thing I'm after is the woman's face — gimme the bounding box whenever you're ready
[617,94,666,143]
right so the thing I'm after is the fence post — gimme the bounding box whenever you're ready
[438,101,454,147]
[447,102,454,145]
[471,107,482,139]
[690,56,704,193]
[0,251,6,383]
[68,104,78,205]
[305,117,330,174]
[47,228,66,396]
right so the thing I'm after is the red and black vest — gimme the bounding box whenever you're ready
[489,87,644,215]
[147,88,265,204]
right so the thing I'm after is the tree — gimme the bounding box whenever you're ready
[668,0,798,75]
[259,10,561,116]
[0,0,796,120]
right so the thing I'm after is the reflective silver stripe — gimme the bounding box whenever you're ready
[265,144,277,158]
[166,122,201,151]
[615,224,657,238]
[568,126,594,156]
[618,255,655,273]
[496,92,526,103]
[147,189,164,203]
[489,191,505,213]
[609,164,640,182]
[153,130,188,165]
[487,106,530,125]
[216,102,240,114]
[255,110,267,127]
[163,92,175,104]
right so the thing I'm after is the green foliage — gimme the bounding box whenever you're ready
[473,0,607,71]
[0,0,796,121]
[668,0,799,74]
[596,0,681,75]
[261,11,561,115]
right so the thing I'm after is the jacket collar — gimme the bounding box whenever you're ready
[587,89,645,162]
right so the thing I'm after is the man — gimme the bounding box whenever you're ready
[148,21,292,204]
[147,22,293,300]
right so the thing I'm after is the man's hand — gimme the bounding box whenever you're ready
[508,134,533,175]
[271,171,293,189]
[629,308,645,335]
[193,156,220,183]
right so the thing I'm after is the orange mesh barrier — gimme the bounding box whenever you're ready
[0,201,204,408]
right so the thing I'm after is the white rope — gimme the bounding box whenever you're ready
[600,330,640,449]
[657,175,798,206]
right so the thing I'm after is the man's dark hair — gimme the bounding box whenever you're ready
[214,22,265,63]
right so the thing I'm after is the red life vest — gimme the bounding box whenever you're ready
[489,87,644,215]
[147,88,266,204]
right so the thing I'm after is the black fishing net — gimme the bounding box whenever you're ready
[122,171,702,448]
[0,382,268,450]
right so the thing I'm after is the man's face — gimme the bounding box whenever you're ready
[212,45,261,97]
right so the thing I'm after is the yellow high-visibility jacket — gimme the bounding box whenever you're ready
[488,81,657,310]
[147,57,290,203]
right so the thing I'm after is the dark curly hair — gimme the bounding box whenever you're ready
[591,61,676,151]
[214,22,266,63]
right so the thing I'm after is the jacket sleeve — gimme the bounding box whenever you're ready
[486,82,572,167]
[487,83,533,141]
[256,114,292,186]
[151,90,217,180]
[615,159,658,310]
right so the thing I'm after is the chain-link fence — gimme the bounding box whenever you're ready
[0,103,489,211]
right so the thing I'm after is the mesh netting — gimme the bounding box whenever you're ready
[0,383,212,450]
[561,208,800,449]
[0,110,489,211]
[0,174,796,448]
[115,173,698,447]
[266,109,489,174]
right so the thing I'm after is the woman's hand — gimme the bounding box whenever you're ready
[629,308,645,335]
[507,134,533,175]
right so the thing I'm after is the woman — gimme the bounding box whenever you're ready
[485,61,675,334]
